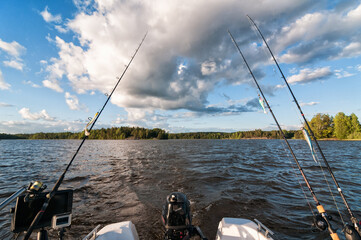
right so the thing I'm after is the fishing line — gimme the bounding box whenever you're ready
[23,32,148,240]
[228,30,340,239]
[284,96,346,226]
[280,140,316,216]
[246,15,361,237]
[317,154,346,227]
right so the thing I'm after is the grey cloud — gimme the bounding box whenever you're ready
[0,102,14,107]
[43,0,361,122]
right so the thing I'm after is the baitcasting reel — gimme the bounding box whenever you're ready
[313,214,361,240]
[343,224,361,240]
[313,214,329,232]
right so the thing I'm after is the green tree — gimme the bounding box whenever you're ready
[350,113,361,133]
[308,113,333,138]
[333,112,351,139]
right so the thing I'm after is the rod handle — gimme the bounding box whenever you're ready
[317,205,325,214]
[331,232,340,240]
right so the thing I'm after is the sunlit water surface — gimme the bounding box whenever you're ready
[0,139,360,239]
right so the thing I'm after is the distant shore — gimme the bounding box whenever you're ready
[1,129,360,141]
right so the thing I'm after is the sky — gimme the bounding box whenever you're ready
[0,0,361,134]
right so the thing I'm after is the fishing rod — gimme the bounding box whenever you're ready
[228,30,340,240]
[246,15,361,238]
[23,32,148,240]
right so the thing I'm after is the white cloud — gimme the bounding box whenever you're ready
[201,60,217,75]
[40,6,62,23]
[46,0,256,111]
[288,67,333,84]
[40,0,361,126]
[3,60,24,71]
[43,37,87,93]
[337,42,361,58]
[42,79,63,92]
[65,92,81,110]
[275,3,361,63]
[0,39,25,58]
[0,119,95,134]
[18,108,55,121]
[23,80,41,88]
[300,101,319,107]
[0,69,10,90]
[335,69,354,79]
[55,25,68,33]
[125,108,149,122]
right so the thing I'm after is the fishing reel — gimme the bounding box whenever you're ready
[313,214,331,232]
[24,181,47,203]
[162,192,207,240]
[10,181,73,239]
[343,224,361,240]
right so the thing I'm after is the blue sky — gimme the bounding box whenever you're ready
[0,0,361,134]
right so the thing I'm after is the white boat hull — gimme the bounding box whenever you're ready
[216,218,274,240]
[86,218,273,240]
[84,221,139,240]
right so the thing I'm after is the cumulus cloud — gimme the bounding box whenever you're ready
[46,0,291,113]
[201,60,217,75]
[0,39,25,58]
[23,80,41,88]
[40,6,62,23]
[42,79,63,92]
[0,69,10,90]
[337,42,361,59]
[271,3,361,63]
[65,92,81,110]
[0,119,96,134]
[55,25,68,33]
[3,60,24,71]
[40,0,361,125]
[288,67,333,84]
[19,108,55,121]
[0,38,25,73]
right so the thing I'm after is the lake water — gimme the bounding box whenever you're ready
[0,139,360,239]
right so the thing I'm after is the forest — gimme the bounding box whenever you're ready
[1,112,360,140]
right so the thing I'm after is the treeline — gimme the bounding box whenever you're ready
[0,128,296,140]
[168,130,296,139]
[304,112,361,139]
[1,112,360,140]
[0,127,169,140]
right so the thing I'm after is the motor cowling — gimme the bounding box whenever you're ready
[162,192,192,239]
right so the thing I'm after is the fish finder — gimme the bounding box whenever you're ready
[11,189,73,233]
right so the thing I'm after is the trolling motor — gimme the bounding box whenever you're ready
[162,192,207,240]
[8,181,73,240]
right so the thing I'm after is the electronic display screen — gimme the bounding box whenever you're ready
[11,189,73,233]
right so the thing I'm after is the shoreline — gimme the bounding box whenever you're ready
[1,138,361,141]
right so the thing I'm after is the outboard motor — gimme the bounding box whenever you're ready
[162,192,207,240]
[162,192,192,239]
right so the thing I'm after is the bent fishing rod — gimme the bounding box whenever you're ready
[228,30,340,240]
[247,15,361,237]
[23,32,148,240]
